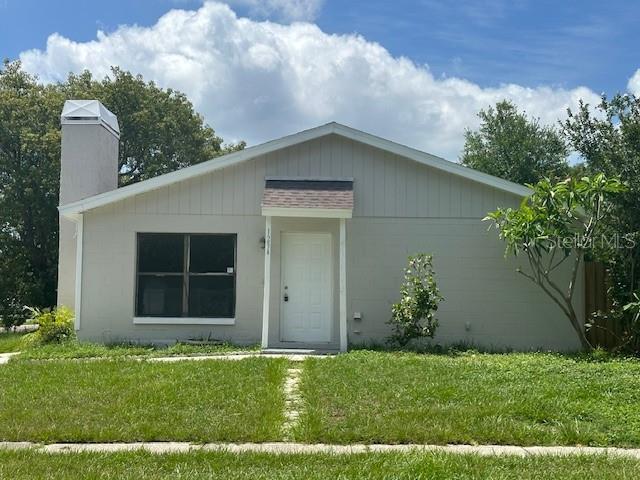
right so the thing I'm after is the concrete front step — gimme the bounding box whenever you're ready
[262,348,338,355]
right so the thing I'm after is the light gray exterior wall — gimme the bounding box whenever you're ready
[346,218,582,350]
[80,205,264,344]
[58,123,119,309]
[76,134,583,350]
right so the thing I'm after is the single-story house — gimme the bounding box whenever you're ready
[57,100,584,351]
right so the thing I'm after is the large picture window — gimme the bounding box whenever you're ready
[136,233,236,318]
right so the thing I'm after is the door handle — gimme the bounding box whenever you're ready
[284,285,289,302]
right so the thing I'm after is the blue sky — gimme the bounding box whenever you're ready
[2,1,639,158]
[323,0,640,95]
[2,0,638,94]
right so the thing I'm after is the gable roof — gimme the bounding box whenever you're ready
[59,122,532,219]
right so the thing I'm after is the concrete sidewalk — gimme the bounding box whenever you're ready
[1,441,640,458]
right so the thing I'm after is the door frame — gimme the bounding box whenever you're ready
[279,231,334,343]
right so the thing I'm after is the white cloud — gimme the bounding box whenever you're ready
[628,69,640,96]
[20,1,605,160]
[224,0,323,21]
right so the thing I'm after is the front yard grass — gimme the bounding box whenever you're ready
[295,351,640,446]
[0,358,287,443]
[1,450,639,479]
[15,340,259,360]
[0,331,258,359]
[0,332,26,353]
[3,346,640,448]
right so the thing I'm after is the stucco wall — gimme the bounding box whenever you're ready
[346,217,583,351]
[57,123,119,309]
[80,206,265,344]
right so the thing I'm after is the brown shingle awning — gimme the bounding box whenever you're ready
[261,178,353,218]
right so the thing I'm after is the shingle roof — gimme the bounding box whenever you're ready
[262,178,354,210]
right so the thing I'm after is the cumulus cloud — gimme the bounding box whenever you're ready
[20,1,603,160]
[628,69,640,96]
[225,0,323,21]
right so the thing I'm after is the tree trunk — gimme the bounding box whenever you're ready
[567,308,591,351]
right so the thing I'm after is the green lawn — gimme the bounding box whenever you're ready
[3,347,640,448]
[0,331,257,359]
[0,358,287,442]
[1,450,639,479]
[16,340,259,360]
[0,332,26,353]
[295,351,640,446]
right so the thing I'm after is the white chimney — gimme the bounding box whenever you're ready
[57,100,119,311]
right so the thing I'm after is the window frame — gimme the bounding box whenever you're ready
[134,233,237,320]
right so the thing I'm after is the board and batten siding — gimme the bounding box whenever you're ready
[77,133,582,349]
[116,134,520,219]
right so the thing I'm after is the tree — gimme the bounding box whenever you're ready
[63,68,245,185]
[563,95,640,351]
[462,100,569,185]
[0,62,63,326]
[0,60,244,326]
[485,174,626,349]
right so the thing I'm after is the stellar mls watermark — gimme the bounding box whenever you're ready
[547,233,637,250]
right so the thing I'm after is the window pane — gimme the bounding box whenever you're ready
[138,234,184,273]
[190,235,235,273]
[188,276,235,317]
[137,275,183,316]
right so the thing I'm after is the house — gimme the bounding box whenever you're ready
[57,100,584,351]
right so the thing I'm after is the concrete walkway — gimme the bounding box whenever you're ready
[282,368,303,439]
[0,352,19,365]
[150,353,328,363]
[0,324,38,333]
[1,441,640,458]
[0,352,330,365]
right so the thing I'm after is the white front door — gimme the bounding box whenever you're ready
[280,232,332,343]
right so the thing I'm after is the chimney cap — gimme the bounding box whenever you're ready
[61,100,120,137]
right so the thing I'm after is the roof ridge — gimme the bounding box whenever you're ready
[59,122,530,219]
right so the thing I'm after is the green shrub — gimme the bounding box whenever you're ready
[388,254,444,346]
[24,306,75,344]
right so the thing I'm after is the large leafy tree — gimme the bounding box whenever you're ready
[0,60,243,326]
[462,100,569,185]
[0,62,63,325]
[563,94,640,350]
[63,68,245,185]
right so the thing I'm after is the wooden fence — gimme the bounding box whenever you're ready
[584,261,620,348]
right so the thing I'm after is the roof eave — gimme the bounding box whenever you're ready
[58,121,531,217]
[330,123,532,198]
